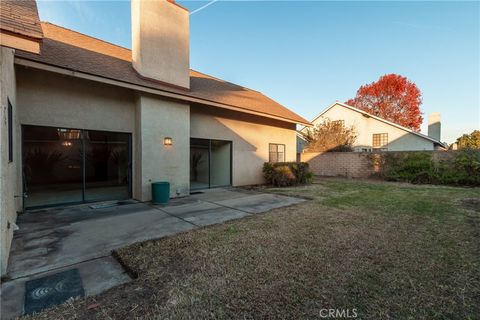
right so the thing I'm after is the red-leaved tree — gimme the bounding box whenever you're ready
[346,74,423,131]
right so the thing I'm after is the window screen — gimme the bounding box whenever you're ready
[372,133,388,148]
[269,143,285,162]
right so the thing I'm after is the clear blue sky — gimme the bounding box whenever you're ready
[37,0,479,143]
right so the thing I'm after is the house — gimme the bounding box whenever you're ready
[296,131,309,161]
[299,102,445,152]
[0,0,310,275]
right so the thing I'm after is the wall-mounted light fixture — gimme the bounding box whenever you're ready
[164,137,173,146]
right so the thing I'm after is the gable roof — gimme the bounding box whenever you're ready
[0,0,43,39]
[15,22,310,126]
[296,130,308,141]
[308,102,444,146]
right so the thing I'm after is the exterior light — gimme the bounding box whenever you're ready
[164,137,173,146]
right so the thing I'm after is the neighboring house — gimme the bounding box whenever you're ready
[0,0,310,275]
[300,102,445,153]
[296,131,309,161]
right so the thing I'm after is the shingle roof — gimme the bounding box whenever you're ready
[15,22,310,125]
[0,0,43,39]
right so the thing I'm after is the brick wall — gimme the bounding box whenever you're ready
[301,152,373,178]
[301,151,456,178]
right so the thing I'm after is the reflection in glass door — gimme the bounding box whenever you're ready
[190,138,210,189]
[85,130,130,202]
[190,138,231,189]
[22,125,131,208]
[23,126,83,207]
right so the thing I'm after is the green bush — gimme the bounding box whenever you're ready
[263,162,313,187]
[272,166,296,187]
[383,152,435,184]
[372,150,480,186]
[448,149,480,185]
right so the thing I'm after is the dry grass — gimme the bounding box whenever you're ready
[25,178,480,319]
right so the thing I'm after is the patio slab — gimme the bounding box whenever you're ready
[8,203,195,279]
[189,188,256,202]
[213,193,306,213]
[2,188,306,319]
[1,256,130,320]
[154,200,251,227]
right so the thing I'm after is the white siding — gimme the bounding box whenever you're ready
[310,104,435,151]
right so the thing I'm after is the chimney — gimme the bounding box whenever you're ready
[428,112,441,141]
[131,0,190,89]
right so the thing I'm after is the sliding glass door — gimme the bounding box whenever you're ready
[23,126,84,207]
[84,130,130,202]
[190,138,232,189]
[22,125,131,208]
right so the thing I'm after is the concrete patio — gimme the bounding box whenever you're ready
[0,188,305,319]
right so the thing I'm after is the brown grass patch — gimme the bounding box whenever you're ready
[24,179,480,319]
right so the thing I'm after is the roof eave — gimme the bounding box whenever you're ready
[15,57,311,126]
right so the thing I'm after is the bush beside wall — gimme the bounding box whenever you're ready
[263,162,314,187]
[370,150,480,186]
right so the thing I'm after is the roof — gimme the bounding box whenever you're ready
[296,130,308,141]
[0,0,43,39]
[308,102,445,146]
[15,22,310,126]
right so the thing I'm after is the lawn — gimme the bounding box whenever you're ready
[27,178,480,319]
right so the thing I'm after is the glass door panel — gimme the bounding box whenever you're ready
[210,140,231,187]
[23,126,83,207]
[23,125,132,208]
[190,138,232,189]
[190,138,210,189]
[84,130,130,202]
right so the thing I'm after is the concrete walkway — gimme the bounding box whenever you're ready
[1,188,305,319]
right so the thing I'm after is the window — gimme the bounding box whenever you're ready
[269,143,285,162]
[372,133,388,149]
[8,99,13,162]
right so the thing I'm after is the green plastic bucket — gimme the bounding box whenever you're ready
[151,181,170,204]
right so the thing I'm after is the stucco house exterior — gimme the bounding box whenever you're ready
[0,0,310,275]
[299,102,445,153]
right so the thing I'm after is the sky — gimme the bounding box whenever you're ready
[36,0,480,143]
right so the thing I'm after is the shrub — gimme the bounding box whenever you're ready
[305,119,357,152]
[305,171,315,184]
[263,162,313,187]
[272,166,296,187]
[383,152,435,184]
[448,149,480,185]
[370,150,480,186]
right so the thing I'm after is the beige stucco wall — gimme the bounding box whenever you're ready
[16,67,136,133]
[310,103,434,151]
[0,47,19,276]
[16,68,193,202]
[191,105,297,186]
[15,67,298,203]
[16,67,137,200]
[135,94,190,200]
[131,0,190,88]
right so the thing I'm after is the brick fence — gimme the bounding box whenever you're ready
[301,151,456,178]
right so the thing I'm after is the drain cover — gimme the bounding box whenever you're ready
[24,269,85,315]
